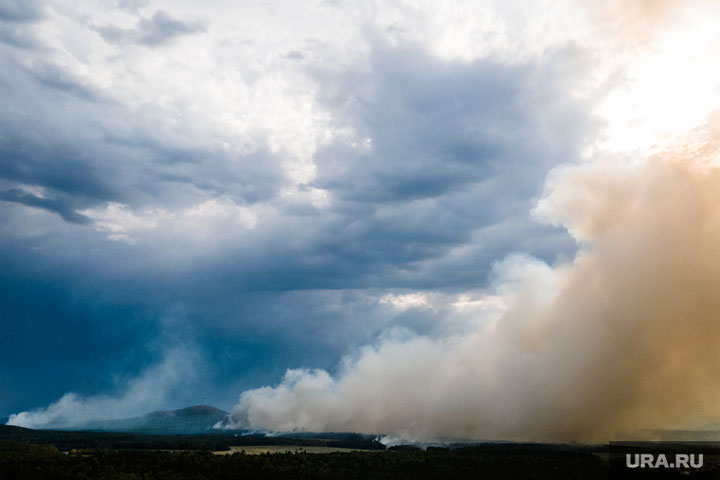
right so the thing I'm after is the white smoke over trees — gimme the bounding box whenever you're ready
[7,346,200,429]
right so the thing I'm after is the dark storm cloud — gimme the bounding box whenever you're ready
[0,189,91,224]
[0,0,45,49]
[0,48,287,222]
[27,63,104,101]
[0,0,45,23]
[312,41,588,204]
[116,0,150,13]
[2,37,590,301]
[1,28,587,289]
[286,40,592,286]
[0,58,118,207]
[95,10,206,47]
[0,25,43,49]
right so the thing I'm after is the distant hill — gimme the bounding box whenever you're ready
[85,405,229,434]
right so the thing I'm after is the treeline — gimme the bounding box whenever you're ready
[0,440,617,480]
[0,426,231,452]
[0,425,385,452]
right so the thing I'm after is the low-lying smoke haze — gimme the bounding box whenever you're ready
[7,345,201,430]
[3,0,720,442]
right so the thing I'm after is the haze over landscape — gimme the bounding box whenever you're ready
[2,0,720,443]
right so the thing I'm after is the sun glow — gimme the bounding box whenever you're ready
[596,13,720,154]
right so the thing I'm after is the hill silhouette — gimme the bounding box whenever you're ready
[85,405,228,434]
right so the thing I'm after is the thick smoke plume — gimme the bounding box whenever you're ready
[226,146,720,442]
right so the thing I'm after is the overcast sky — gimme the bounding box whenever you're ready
[3,0,720,436]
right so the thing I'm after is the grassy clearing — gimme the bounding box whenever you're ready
[213,445,376,455]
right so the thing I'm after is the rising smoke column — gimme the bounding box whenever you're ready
[226,145,720,442]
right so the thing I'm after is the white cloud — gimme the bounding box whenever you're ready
[79,197,258,244]
[450,293,506,312]
[379,292,430,311]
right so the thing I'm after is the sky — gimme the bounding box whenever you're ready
[2,0,720,442]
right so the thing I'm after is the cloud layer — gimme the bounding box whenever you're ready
[2,1,591,420]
